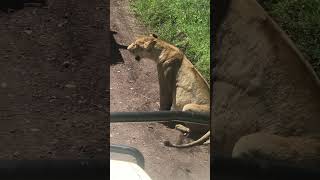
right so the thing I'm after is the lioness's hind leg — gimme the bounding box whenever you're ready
[174,103,209,133]
[182,103,210,113]
[174,103,210,132]
[232,133,320,167]
[163,103,210,148]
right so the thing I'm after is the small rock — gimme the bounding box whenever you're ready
[9,129,16,134]
[117,70,120,73]
[49,96,57,102]
[78,99,86,104]
[32,9,37,15]
[49,99,56,103]
[64,13,69,19]
[47,57,56,61]
[130,87,134,90]
[65,84,76,88]
[1,82,7,88]
[58,20,68,27]
[13,151,20,157]
[24,30,32,35]
[63,61,71,68]
[30,128,40,132]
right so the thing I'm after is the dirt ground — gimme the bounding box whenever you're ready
[110,0,210,179]
[0,0,108,159]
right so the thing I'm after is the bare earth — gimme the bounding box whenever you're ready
[0,0,108,159]
[110,0,210,179]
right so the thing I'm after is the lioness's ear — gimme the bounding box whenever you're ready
[149,33,158,38]
[144,39,157,48]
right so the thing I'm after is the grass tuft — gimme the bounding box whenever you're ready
[261,0,320,77]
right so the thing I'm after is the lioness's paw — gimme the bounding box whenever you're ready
[175,124,190,133]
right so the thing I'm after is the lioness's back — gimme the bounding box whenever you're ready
[175,58,210,108]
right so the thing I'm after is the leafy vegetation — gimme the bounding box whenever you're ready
[130,0,210,81]
[261,0,320,77]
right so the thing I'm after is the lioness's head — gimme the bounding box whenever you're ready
[127,34,159,61]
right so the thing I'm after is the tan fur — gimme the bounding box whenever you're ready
[127,34,210,148]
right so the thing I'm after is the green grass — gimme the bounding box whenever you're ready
[130,0,210,82]
[261,0,320,77]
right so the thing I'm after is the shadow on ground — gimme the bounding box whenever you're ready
[111,31,127,65]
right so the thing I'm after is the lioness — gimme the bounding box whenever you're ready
[212,0,320,168]
[127,34,210,148]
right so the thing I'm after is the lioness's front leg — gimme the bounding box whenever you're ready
[157,59,181,129]
[157,61,179,111]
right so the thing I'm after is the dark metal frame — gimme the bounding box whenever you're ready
[110,144,145,169]
[109,111,209,170]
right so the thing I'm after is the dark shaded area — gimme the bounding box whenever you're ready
[111,31,127,64]
[0,0,109,160]
[0,160,106,180]
[0,0,25,11]
[0,0,46,12]
[212,0,232,34]
[211,0,232,86]
[212,155,320,180]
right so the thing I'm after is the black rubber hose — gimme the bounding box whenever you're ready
[110,144,145,169]
[111,111,209,125]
